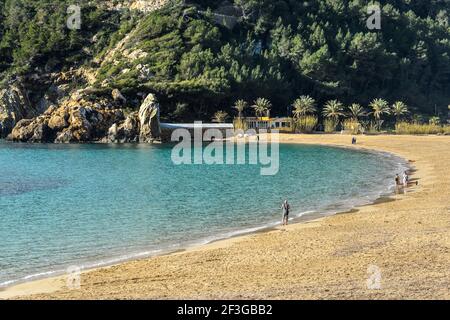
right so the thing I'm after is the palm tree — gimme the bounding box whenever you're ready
[412,114,424,124]
[212,110,229,123]
[233,99,247,119]
[369,98,390,130]
[391,101,409,123]
[429,116,441,126]
[292,95,317,119]
[347,103,367,121]
[252,98,272,118]
[322,100,344,121]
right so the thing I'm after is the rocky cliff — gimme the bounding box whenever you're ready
[0,84,32,138]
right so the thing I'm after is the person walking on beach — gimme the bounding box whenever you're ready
[281,200,290,226]
[403,171,409,188]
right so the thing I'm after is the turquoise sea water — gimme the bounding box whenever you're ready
[0,141,407,287]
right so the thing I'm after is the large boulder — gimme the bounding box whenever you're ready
[8,119,34,141]
[55,128,75,143]
[112,89,127,104]
[138,94,160,143]
[108,112,139,143]
[9,117,53,142]
[66,107,94,142]
[48,107,69,130]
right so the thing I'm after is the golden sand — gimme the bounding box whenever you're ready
[1,134,449,299]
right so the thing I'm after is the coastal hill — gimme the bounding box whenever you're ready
[1,0,449,141]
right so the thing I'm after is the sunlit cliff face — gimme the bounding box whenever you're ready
[102,0,169,13]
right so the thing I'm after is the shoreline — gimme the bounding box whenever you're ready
[1,134,449,299]
[0,137,408,290]
[0,137,408,295]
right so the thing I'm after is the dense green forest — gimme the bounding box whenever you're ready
[0,0,136,74]
[1,0,449,122]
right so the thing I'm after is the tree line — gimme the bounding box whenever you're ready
[0,0,449,124]
[213,96,447,133]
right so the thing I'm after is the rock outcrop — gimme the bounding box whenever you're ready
[0,85,32,138]
[107,113,140,143]
[8,94,124,143]
[104,0,168,13]
[10,117,53,143]
[0,68,95,139]
[138,94,161,143]
[106,93,161,143]
[7,92,162,144]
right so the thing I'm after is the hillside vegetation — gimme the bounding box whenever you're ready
[1,0,449,122]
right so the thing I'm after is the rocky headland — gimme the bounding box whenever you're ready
[5,88,161,144]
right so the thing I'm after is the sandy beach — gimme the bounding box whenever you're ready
[1,134,449,300]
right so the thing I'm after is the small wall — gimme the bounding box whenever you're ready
[161,127,233,143]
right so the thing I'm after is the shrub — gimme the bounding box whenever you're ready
[342,120,362,134]
[323,119,339,133]
[295,116,318,133]
[361,120,380,134]
[395,122,448,134]
[233,118,248,131]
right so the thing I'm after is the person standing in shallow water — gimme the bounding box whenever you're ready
[395,174,401,193]
[281,200,290,226]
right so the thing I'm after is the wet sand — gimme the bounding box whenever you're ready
[1,134,449,299]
